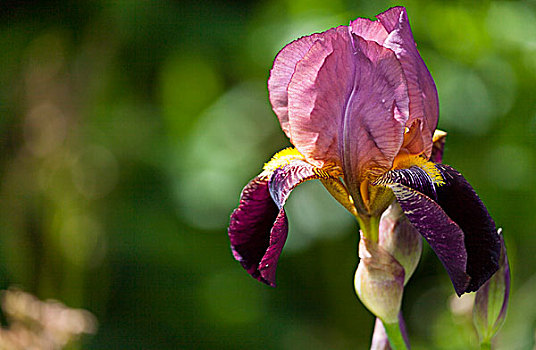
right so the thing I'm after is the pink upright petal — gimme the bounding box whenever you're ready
[376,7,439,157]
[340,35,409,186]
[268,34,323,137]
[286,26,409,189]
[349,7,439,157]
[349,17,388,44]
[285,27,347,168]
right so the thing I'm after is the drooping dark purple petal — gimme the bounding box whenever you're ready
[228,161,328,287]
[376,164,501,295]
[374,165,437,200]
[255,210,288,286]
[385,181,470,295]
[228,177,283,286]
[269,159,319,208]
[434,164,501,292]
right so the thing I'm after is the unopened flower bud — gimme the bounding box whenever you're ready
[355,235,404,324]
[473,232,510,344]
[378,202,422,285]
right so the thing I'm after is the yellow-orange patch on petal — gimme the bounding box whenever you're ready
[262,147,343,177]
[392,153,444,186]
[261,147,305,177]
[261,147,355,215]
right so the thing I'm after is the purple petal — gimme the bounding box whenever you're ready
[228,177,283,286]
[228,161,325,286]
[256,209,288,286]
[269,160,319,208]
[435,165,501,292]
[377,165,501,295]
[286,26,409,188]
[386,182,470,295]
[374,165,438,200]
[285,27,349,168]
[268,34,323,137]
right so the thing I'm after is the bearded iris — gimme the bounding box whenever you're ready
[228,6,500,300]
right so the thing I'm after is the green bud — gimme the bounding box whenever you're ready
[473,233,510,345]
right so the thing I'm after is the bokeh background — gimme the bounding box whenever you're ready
[1,0,535,348]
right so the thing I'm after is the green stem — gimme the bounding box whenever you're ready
[357,215,381,243]
[383,321,409,350]
[480,341,491,350]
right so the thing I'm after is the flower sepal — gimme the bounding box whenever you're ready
[228,148,353,286]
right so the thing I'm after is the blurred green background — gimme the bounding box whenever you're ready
[1,0,535,348]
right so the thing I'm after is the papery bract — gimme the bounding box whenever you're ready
[355,235,405,324]
[378,202,422,285]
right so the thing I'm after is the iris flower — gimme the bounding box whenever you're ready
[228,6,500,297]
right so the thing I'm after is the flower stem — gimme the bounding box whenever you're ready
[480,341,492,350]
[383,321,409,350]
[357,215,381,243]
